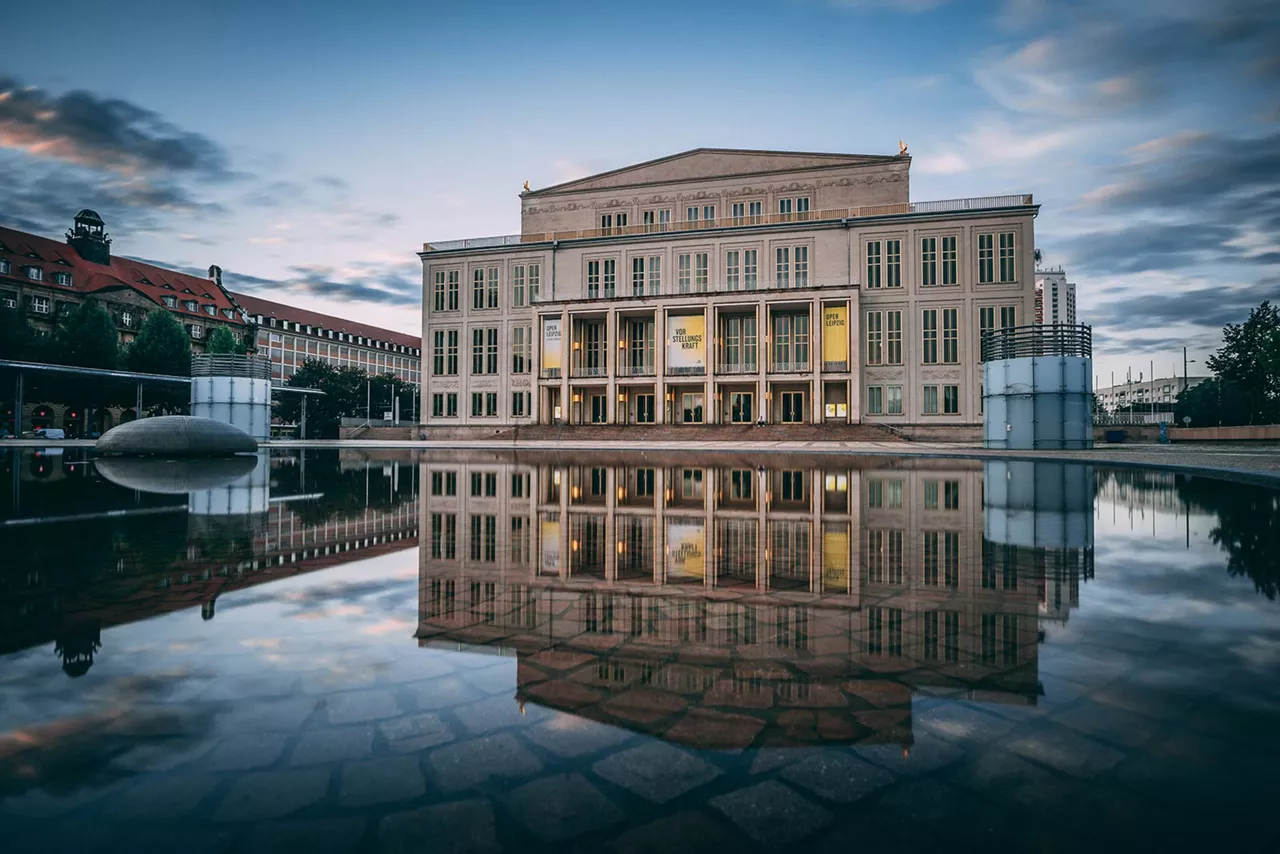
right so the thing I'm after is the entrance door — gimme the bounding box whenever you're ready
[730,392,753,423]
[781,391,805,423]
[681,392,704,424]
[590,394,607,424]
[635,394,655,424]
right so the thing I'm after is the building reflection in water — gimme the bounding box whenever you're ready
[417,454,1096,749]
[0,449,420,674]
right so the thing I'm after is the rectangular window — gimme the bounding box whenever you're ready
[794,246,808,287]
[433,271,446,311]
[729,392,754,423]
[866,241,881,288]
[731,202,744,223]
[587,261,600,299]
[694,252,708,293]
[432,393,444,417]
[886,239,902,288]
[472,268,485,309]
[773,313,810,369]
[943,308,958,363]
[603,259,616,298]
[446,393,457,417]
[922,309,938,364]
[512,325,531,373]
[471,392,483,416]
[512,265,526,307]
[921,237,937,287]
[632,257,645,297]
[887,386,903,415]
[887,311,902,365]
[945,480,960,510]
[511,391,528,417]
[923,385,939,414]
[528,264,540,302]
[686,205,699,224]
[778,198,792,216]
[978,233,995,283]
[944,385,960,414]
[486,392,498,417]
[942,236,957,285]
[999,232,1016,282]
[432,330,445,375]
[776,247,790,288]
[647,256,661,294]
[924,480,939,511]
[866,311,883,365]
[703,205,715,223]
[725,250,740,290]
[446,330,458,375]
[866,386,883,414]
[796,197,810,217]
[678,253,691,293]
[472,329,484,374]
[1000,305,1017,330]
[744,249,758,289]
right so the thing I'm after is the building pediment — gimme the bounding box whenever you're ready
[527,148,900,196]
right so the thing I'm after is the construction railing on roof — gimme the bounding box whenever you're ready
[191,354,273,380]
[422,194,1034,252]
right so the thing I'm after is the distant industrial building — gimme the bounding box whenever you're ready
[1095,375,1210,412]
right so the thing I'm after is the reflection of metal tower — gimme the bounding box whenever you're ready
[983,461,1095,624]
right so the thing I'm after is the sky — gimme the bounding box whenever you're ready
[2,0,1276,384]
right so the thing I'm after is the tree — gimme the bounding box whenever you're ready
[206,325,244,355]
[53,300,120,370]
[0,305,54,363]
[1205,300,1280,425]
[1175,377,1253,427]
[126,310,192,376]
[275,359,368,438]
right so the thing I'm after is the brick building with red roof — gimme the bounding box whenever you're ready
[0,210,251,352]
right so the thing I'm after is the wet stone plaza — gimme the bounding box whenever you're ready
[1,448,1278,852]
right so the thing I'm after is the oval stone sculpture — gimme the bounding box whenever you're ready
[96,415,259,457]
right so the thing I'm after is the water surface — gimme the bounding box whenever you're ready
[2,448,1277,852]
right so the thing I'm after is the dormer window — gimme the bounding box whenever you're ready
[0,259,10,275]
[139,276,153,285]
[182,287,194,294]
[54,271,73,286]
[269,317,277,327]
[23,266,42,281]
[162,283,174,290]
[183,300,198,311]
[162,295,177,308]
[204,305,216,316]
[222,308,235,320]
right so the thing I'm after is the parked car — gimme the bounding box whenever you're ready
[26,428,67,440]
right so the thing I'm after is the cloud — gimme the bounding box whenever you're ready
[830,0,949,10]
[226,259,422,308]
[0,75,231,178]
[1088,279,1280,336]
[916,151,969,174]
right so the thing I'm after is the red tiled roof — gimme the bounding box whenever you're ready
[0,224,247,325]
[231,290,421,349]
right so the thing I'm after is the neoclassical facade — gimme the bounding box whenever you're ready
[419,148,1037,429]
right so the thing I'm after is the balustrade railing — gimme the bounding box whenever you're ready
[770,361,811,374]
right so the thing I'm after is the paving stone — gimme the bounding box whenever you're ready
[709,780,832,847]
[290,726,375,765]
[1054,700,1162,748]
[118,827,236,854]
[428,733,543,791]
[339,755,426,807]
[213,768,331,822]
[593,741,721,803]
[458,662,517,695]
[915,702,1016,744]
[0,784,119,818]
[601,688,690,725]
[502,772,623,842]
[381,713,456,753]
[379,655,457,685]
[112,736,217,772]
[525,678,605,709]
[105,773,221,820]
[949,749,1074,810]
[380,799,500,854]
[326,689,401,725]
[206,733,288,771]
[877,777,1013,838]
[413,676,486,711]
[780,752,896,803]
[239,817,367,854]
[748,745,801,775]
[856,733,965,776]
[523,716,632,758]
[1005,724,1126,777]
[216,696,318,733]
[663,708,765,750]
[454,693,550,735]
[609,810,734,853]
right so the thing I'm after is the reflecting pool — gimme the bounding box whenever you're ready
[2,448,1278,852]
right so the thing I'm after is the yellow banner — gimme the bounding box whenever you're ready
[823,305,848,364]
[540,518,561,575]
[542,318,562,372]
[666,315,706,373]
[666,520,706,580]
[822,527,850,592]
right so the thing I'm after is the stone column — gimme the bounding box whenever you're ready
[655,309,668,425]
[811,297,822,424]
[558,307,570,425]
[607,307,618,424]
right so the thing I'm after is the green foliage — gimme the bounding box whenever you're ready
[275,360,416,438]
[0,305,54,363]
[126,309,192,376]
[1204,300,1280,425]
[206,325,245,355]
[1175,377,1252,427]
[1177,475,1280,601]
[53,300,120,370]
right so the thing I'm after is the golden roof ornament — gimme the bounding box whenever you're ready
[898,140,909,156]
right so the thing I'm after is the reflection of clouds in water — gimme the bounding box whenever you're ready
[1230,635,1280,670]
[239,638,282,649]
[361,618,415,637]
